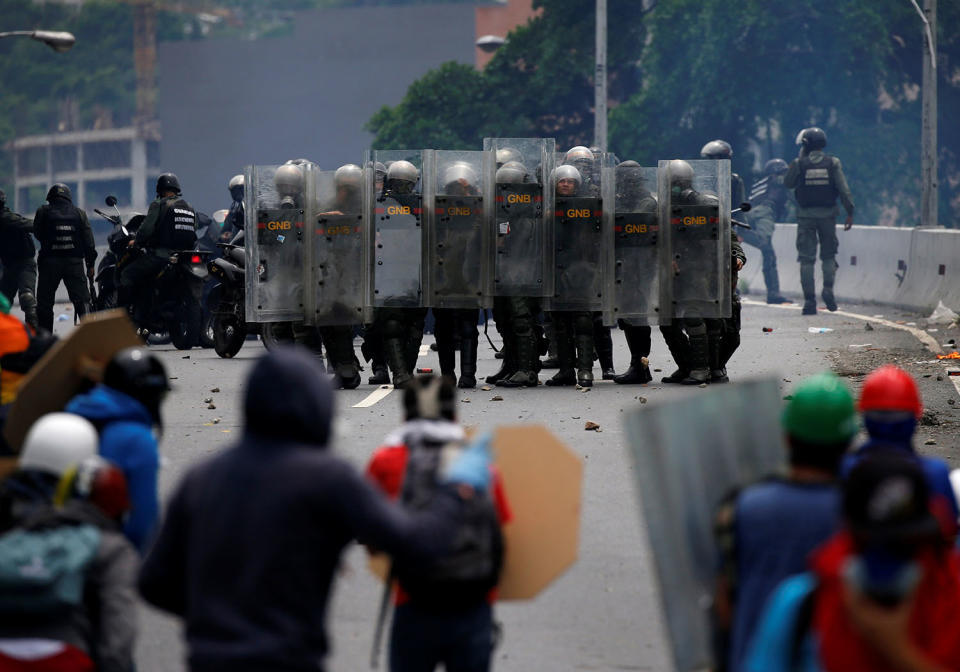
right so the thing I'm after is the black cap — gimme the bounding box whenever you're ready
[844,450,941,545]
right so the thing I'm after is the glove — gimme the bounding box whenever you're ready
[844,215,854,231]
[442,432,493,491]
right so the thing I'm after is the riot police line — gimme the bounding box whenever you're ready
[242,139,736,389]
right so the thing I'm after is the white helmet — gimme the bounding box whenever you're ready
[552,164,582,188]
[334,163,363,190]
[441,161,478,192]
[228,174,244,191]
[274,163,304,198]
[19,413,99,477]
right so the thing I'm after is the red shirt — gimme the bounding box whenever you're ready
[366,442,512,604]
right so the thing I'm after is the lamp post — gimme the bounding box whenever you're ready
[908,0,937,227]
[0,30,76,53]
[594,0,607,152]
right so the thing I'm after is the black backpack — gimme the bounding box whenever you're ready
[394,441,504,610]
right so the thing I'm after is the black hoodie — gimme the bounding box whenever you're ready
[139,347,462,671]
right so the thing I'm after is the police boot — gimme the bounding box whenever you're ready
[333,363,361,390]
[800,263,817,315]
[23,308,39,332]
[821,259,838,312]
[541,321,559,369]
[436,339,457,380]
[368,364,389,386]
[660,326,690,383]
[544,330,576,387]
[385,338,412,388]
[594,322,615,380]
[681,333,710,385]
[614,328,652,385]
[458,336,478,389]
[708,335,728,384]
[575,333,594,388]
[499,332,539,388]
[486,343,516,384]
[763,260,789,304]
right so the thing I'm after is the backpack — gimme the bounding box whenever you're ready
[395,442,504,610]
[0,523,100,615]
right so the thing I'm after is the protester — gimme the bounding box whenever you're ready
[746,450,960,672]
[0,414,138,672]
[713,372,857,671]
[843,364,958,537]
[138,346,492,672]
[367,375,510,672]
[66,346,168,552]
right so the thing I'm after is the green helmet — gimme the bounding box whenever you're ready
[782,372,857,444]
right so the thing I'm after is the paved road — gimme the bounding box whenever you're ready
[44,298,959,671]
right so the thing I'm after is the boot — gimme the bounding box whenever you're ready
[708,334,728,383]
[660,326,690,383]
[368,364,390,385]
[334,363,361,390]
[23,308,39,331]
[437,340,456,379]
[458,336,477,389]
[800,262,817,315]
[594,322,615,380]
[544,369,576,386]
[499,329,539,388]
[575,333,594,388]
[821,259,838,312]
[541,321,559,368]
[545,323,575,386]
[485,351,516,384]
[763,253,789,303]
[614,327,652,384]
[681,333,710,385]
[385,337,412,388]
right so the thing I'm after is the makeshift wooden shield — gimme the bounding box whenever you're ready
[369,424,583,601]
[4,310,142,452]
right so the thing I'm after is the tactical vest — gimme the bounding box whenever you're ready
[155,198,198,250]
[42,204,83,257]
[794,154,839,208]
[749,177,789,220]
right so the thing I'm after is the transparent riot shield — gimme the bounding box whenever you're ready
[483,138,556,297]
[304,167,368,326]
[244,163,307,323]
[623,378,786,672]
[604,163,665,325]
[546,150,614,312]
[423,150,494,309]
[363,150,425,309]
[658,159,732,320]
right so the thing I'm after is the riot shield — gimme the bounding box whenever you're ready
[623,378,786,672]
[245,163,307,323]
[423,150,494,309]
[304,168,368,326]
[364,150,425,309]
[658,159,732,320]
[545,150,614,312]
[604,164,665,325]
[483,138,556,297]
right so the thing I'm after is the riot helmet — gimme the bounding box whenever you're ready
[616,160,646,205]
[796,127,827,151]
[495,147,522,169]
[564,145,594,167]
[47,183,72,203]
[274,163,304,207]
[667,159,695,193]
[496,161,527,184]
[334,163,363,191]
[552,164,582,196]
[441,161,478,195]
[286,158,315,167]
[103,347,170,428]
[700,140,732,160]
[386,160,419,195]
[19,413,98,477]
[156,173,181,197]
[374,161,387,191]
[228,174,244,202]
[764,158,789,176]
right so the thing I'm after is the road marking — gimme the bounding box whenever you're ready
[353,385,394,408]
[742,299,943,354]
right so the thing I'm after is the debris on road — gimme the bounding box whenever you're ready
[204,397,213,403]
[584,421,600,431]
[927,300,959,326]
[182,355,190,359]
[481,386,492,391]
[207,403,216,410]
[865,323,874,331]
[490,395,504,402]
[210,387,220,393]
[762,327,774,333]
[212,418,221,424]
[808,327,834,334]
[848,344,873,348]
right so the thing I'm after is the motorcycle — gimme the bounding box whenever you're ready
[93,196,143,312]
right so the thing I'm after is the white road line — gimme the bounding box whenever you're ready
[742,298,943,354]
[353,385,394,408]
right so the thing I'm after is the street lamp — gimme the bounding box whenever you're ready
[0,30,76,53]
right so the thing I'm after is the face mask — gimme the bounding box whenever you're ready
[843,547,922,607]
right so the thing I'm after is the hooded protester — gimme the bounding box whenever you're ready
[746,451,960,672]
[0,414,138,672]
[138,346,489,672]
[66,346,169,552]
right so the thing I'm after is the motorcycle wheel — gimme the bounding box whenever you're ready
[168,297,201,350]
[199,311,215,349]
[260,322,295,351]
[213,314,246,358]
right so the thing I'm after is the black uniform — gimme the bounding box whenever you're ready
[0,199,38,329]
[33,196,97,331]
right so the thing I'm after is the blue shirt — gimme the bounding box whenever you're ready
[730,480,839,671]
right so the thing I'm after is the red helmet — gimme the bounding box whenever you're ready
[858,365,922,418]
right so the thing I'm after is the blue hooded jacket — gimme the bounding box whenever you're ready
[66,385,159,551]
